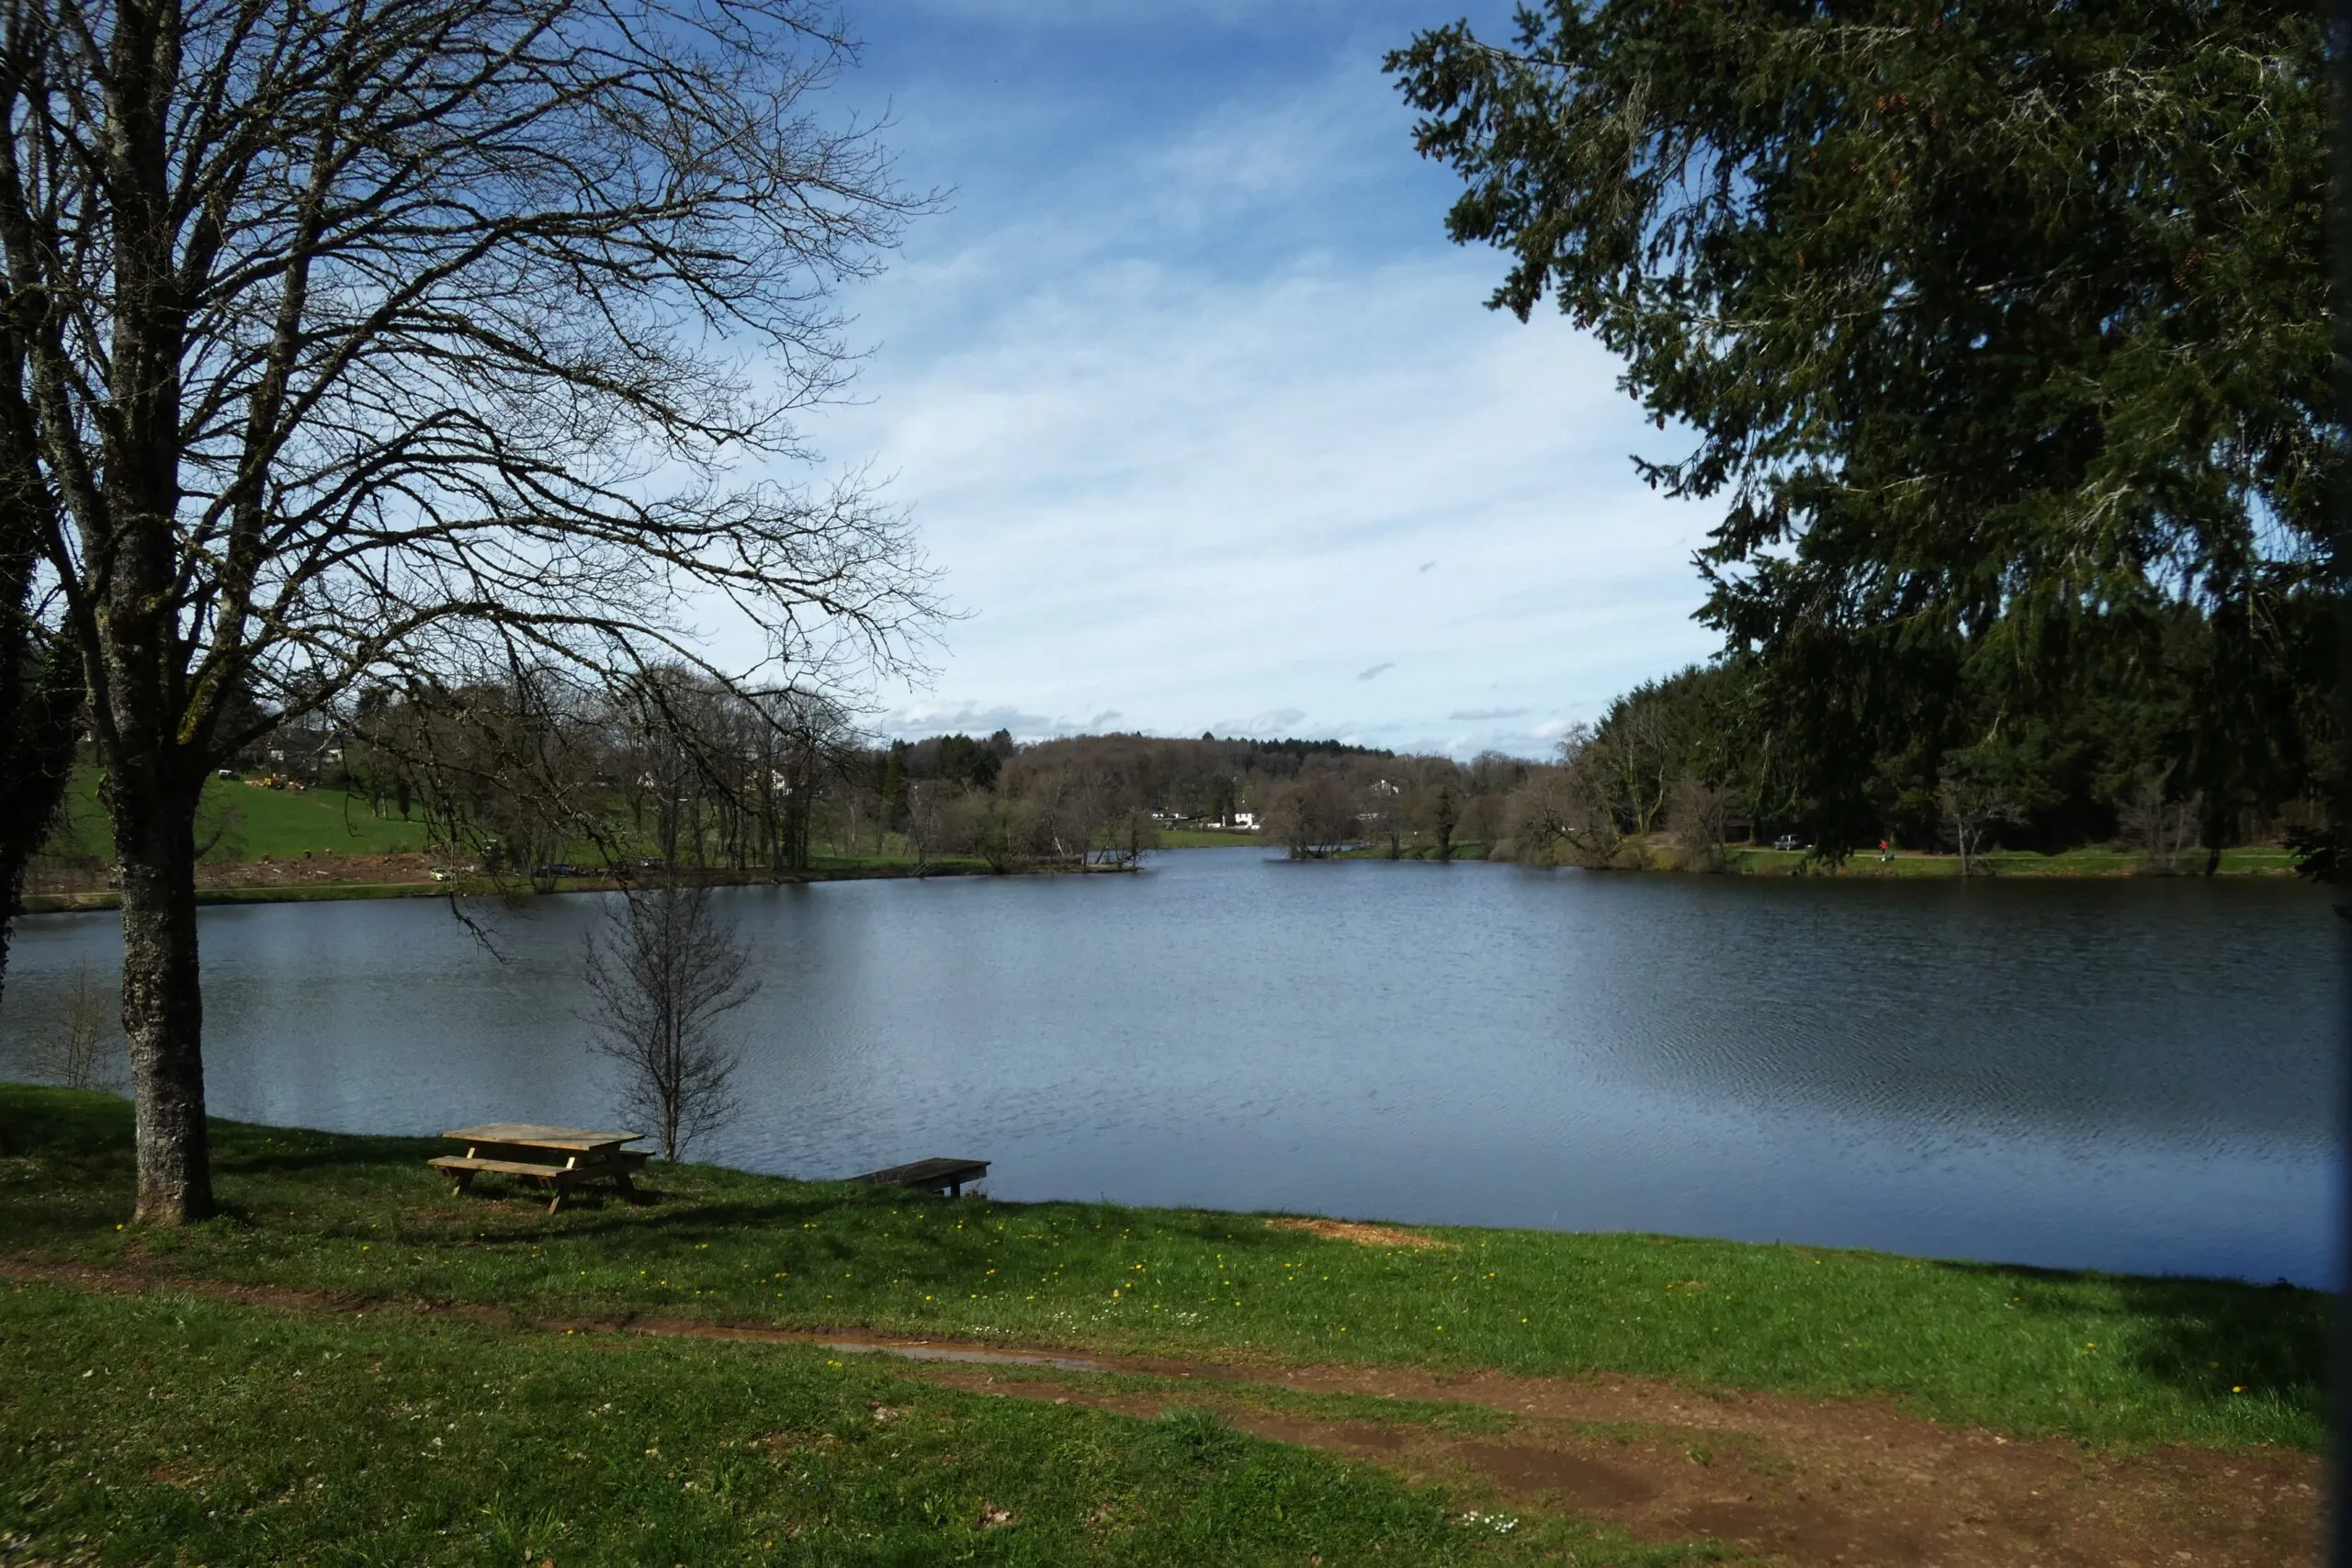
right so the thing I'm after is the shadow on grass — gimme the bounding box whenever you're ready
[1,1082,133,1157]
[434,1190,910,1250]
[3,1084,430,1177]
[209,1135,442,1178]
[413,1183,1314,1296]
[1932,1258,2329,1428]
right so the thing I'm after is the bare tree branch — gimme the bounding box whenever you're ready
[0,0,938,1221]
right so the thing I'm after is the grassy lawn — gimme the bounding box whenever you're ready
[5,1277,1727,1567]
[1152,828,1263,849]
[43,767,431,863]
[0,1088,2323,1458]
[1723,845,2294,876]
[35,773,1002,892]
[39,766,2297,886]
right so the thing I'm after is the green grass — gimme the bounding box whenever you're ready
[0,1087,2324,1456]
[44,764,2296,886]
[43,766,431,863]
[1153,828,1263,849]
[25,881,475,914]
[1721,845,2294,876]
[2,1280,1727,1567]
[36,771,1004,888]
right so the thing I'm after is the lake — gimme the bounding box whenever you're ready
[1,850,2337,1286]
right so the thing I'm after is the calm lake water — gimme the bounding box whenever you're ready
[2,850,2338,1286]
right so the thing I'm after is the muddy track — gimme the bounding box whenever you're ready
[4,1258,2318,1565]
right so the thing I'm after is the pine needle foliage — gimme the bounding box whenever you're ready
[1389,1,2335,852]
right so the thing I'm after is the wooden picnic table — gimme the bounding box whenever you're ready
[431,1122,650,1213]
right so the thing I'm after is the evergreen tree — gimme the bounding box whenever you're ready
[1390,1,2335,852]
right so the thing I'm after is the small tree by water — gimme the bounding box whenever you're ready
[582,886,759,1161]
[28,968,126,1093]
[2115,767,2203,875]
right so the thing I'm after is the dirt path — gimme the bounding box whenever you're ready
[899,1360,2316,1566]
[5,1260,2318,1565]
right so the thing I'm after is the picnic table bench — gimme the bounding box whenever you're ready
[431,1123,650,1213]
[852,1156,989,1197]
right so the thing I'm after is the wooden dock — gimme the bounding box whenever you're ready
[852,1156,989,1197]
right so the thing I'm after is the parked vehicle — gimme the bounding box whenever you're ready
[1772,834,1804,852]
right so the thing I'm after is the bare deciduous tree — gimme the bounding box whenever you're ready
[904,778,962,873]
[1086,805,1159,870]
[1937,774,2021,876]
[1261,770,1357,859]
[1667,778,1732,873]
[28,967,126,1092]
[1495,729,1623,867]
[582,885,758,1163]
[2115,766,2202,875]
[0,0,936,1219]
[1414,779,1458,862]
[1498,765,1606,866]
[1586,702,1676,840]
[956,790,1039,874]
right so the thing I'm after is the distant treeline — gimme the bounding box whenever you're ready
[1530,633,2330,873]
[888,627,2332,871]
[130,627,2323,882]
[1385,0,2335,875]
[151,672,1442,878]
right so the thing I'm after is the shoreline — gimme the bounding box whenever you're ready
[18,839,2304,915]
[0,1085,2326,1452]
[1336,841,2301,879]
[16,857,1015,916]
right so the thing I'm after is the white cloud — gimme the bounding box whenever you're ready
[777,18,1719,758]
[1209,707,1308,739]
[885,701,1062,736]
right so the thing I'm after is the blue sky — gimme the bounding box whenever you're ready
[790,0,1722,758]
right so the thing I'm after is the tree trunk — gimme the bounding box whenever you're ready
[114,782,213,1224]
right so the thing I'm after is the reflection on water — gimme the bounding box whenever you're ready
[2,851,2336,1285]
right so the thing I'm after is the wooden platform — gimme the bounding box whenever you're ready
[851,1157,989,1197]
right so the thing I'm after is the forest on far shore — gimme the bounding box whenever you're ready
[60,636,2315,885]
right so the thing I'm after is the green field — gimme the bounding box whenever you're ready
[1720,845,2297,877]
[12,1278,1698,1568]
[41,767,431,863]
[38,765,2299,886]
[1152,827,1263,849]
[0,1088,2321,1455]
[1347,842,2294,875]
[1327,840,2299,874]
[33,771,994,889]
[0,1088,2324,1564]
